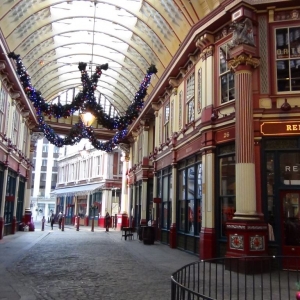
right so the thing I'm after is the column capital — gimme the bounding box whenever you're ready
[228,52,260,72]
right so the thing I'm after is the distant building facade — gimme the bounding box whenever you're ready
[30,137,58,221]
[52,141,122,228]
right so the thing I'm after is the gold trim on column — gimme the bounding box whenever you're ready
[228,53,260,71]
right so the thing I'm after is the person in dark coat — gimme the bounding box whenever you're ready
[105,212,110,232]
[50,213,55,230]
[58,212,63,229]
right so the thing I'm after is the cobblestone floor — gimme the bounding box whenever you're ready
[1,225,198,300]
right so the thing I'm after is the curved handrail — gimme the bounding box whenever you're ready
[171,256,300,300]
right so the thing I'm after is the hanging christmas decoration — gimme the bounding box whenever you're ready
[8,52,157,152]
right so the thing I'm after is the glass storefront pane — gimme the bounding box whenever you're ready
[187,166,194,200]
[163,176,168,200]
[220,156,236,196]
[197,199,202,235]
[179,200,185,231]
[266,153,275,196]
[221,196,235,237]
[197,164,202,198]
[178,170,185,200]
[188,200,194,234]
[280,152,300,185]
[163,202,168,228]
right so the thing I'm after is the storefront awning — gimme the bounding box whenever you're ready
[51,183,104,196]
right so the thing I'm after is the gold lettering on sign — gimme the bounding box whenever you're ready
[286,124,300,131]
[223,132,230,138]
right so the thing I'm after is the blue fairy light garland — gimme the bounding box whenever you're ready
[8,52,157,152]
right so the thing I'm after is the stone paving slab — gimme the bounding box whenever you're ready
[0,225,198,300]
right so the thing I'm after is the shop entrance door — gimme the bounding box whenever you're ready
[281,190,300,269]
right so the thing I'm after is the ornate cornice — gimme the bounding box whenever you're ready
[200,45,214,61]
[228,53,260,71]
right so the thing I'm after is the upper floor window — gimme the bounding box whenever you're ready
[219,44,235,103]
[42,145,48,153]
[164,103,170,142]
[0,85,7,132]
[12,109,19,145]
[276,26,300,92]
[42,159,47,166]
[186,73,195,123]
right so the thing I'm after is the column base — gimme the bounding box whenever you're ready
[199,227,216,259]
[225,220,268,258]
[169,223,176,248]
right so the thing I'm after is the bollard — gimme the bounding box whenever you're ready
[76,215,80,231]
[61,215,65,232]
[41,216,45,231]
[91,216,94,232]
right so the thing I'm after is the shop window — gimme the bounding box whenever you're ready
[219,44,235,103]
[219,154,236,237]
[162,173,171,229]
[276,27,300,92]
[186,73,195,123]
[280,152,300,185]
[178,161,202,235]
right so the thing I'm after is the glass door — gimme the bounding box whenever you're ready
[281,190,300,269]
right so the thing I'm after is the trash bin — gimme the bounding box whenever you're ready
[142,226,155,245]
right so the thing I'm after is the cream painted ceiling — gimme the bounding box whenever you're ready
[0,0,220,117]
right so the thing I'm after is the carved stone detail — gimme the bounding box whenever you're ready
[229,18,255,48]
[228,53,260,71]
[172,88,177,96]
[168,77,179,88]
[119,143,130,154]
[200,45,214,61]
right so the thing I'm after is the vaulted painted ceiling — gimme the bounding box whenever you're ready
[0,0,222,119]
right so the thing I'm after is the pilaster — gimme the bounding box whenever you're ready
[200,147,216,259]
[226,43,268,258]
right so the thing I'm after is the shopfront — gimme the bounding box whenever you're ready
[261,122,300,266]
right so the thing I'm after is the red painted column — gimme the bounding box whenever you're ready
[226,47,268,258]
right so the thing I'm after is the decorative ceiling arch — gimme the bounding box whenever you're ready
[0,0,220,123]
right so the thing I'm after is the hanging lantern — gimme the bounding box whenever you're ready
[80,111,96,127]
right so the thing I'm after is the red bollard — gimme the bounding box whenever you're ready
[61,215,65,232]
[41,216,45,231]
[0,216,3,240]
[76,215,80,231]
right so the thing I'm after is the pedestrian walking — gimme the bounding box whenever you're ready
[58,212,63,229]
[105,212,110,232]
[50,213,55,230]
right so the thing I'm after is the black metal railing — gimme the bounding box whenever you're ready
[171,256,300,300]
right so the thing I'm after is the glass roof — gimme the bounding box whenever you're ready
[0,0,218,115]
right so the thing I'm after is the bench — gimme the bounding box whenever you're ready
[121,227,134,240]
